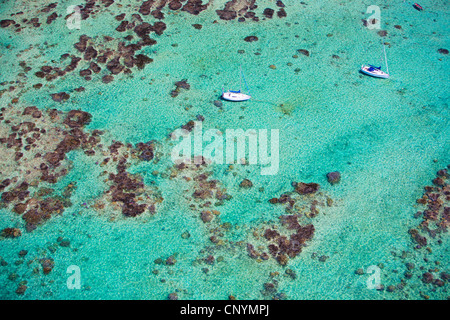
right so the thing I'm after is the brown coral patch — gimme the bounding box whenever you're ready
[410,166,450,247]
[63,110,92,128]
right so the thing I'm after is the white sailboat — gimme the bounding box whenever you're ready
[221,67,252,101]
[360,43,390,79]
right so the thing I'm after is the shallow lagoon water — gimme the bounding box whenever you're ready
[0,0,448,300]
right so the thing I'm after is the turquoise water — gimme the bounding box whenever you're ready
[0,0,449,300]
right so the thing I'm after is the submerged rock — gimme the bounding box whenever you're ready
[74,35,89,52]
[153,21,167,35]
[201,210,214,223]
[46,12,58,24]
[102,75,114,83]
[182,0,209,15]
[139,0,153,15]
[90,62,101,73]
[134,54,153,69]
[422,272,434,284]
[39,257,55,274]
[84,46,98,60]
[106,57,124,74]
[216,10,237,20]
[151,9,164,20]
[1,228,22,238]
[244,36,258,42]
[22,106,42,118]
[134,22,152,37]
[63,110,92,128]
[326,171,341,185]
[169,0,183,10]
[244,11,256,19]
[297,49,310,57]
[22,197,65,232]
[239,179,253,188]
[135,141,154,161]
[294,182,320,194]
[409,228,427,247]
[15,285,27,295]
[51,92,70,102]
[13,203,28,214]
[0,19,15,28]
[115,13,126,21]
[277,8,287,18]
[263,8,274,18]
[168,292,178,300]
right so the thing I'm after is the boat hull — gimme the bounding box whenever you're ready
[360,65,389,79]
[222,92,251,101]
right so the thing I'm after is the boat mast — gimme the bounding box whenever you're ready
[239,66,243,92]
[240,66,250,95]
[383,43,389,74]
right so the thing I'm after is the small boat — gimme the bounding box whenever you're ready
[360,65,389,79]
[221,90,251,101]
[221,67,251,102]
[413,3,423,11]
[360,43,390,79]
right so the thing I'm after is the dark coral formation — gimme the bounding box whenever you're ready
[170,79,190,97]
[137,0,210,17]
[360,166,450,298]
[142,143,246,281]
[293,182,320,195]
[370,243,450,297]
[277,8,287,18]
[36,14,158,84]
[0,103,102,232]
[248,217,315,266]
[182,0,210,15]
[169,1,183,11]
[259,270,290,300]
[214,0,285,21]
[268,181,329,218]
[246,180,330,266]
[171,156,232,210]
[0,3,56,32]
[108,160,148,216]
[410,166,450,248]
[135,141,155,161]
[216,0,261,21]
[22,197,65,232]
[104,153,162,217]
[262,8,274,19]
[63,110,92,128]
[0,90,165,233]
[51,92,70,103]
[0,19,16,28]
[1,227,22,238]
